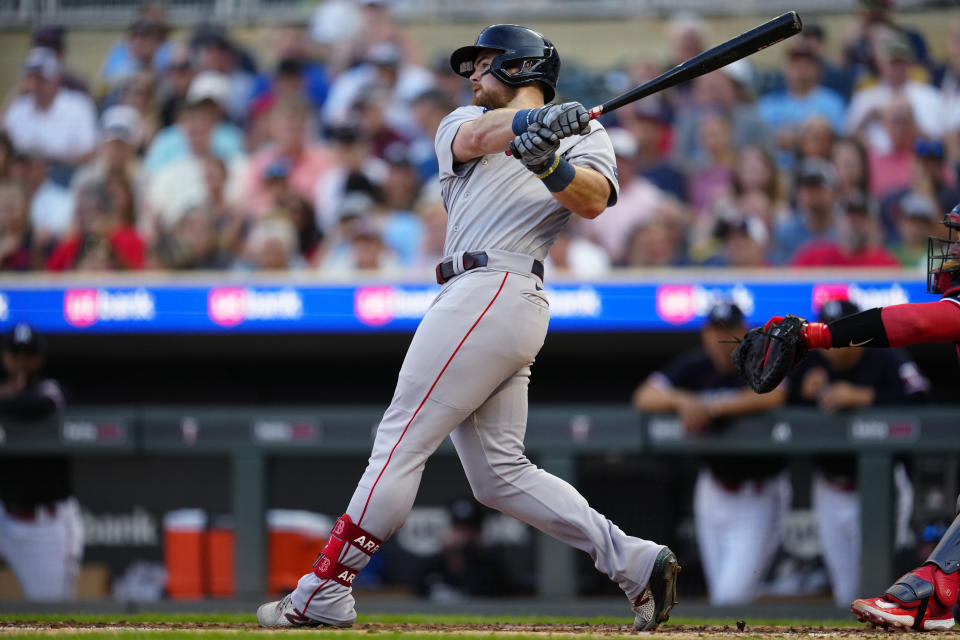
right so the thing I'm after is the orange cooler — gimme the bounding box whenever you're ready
[206,516,235,598]
[267,510,332,593]
[163,509,207,599]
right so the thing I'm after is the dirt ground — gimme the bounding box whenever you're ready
[1,621,957,636]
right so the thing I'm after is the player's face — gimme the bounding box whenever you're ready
[470,51,516,110]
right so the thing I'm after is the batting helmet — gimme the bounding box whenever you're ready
[927,202,960,295]
[450,24,560,103]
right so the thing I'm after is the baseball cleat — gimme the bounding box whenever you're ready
[851,596,956,632]
[257,593,353,628]
[632,546,681,631]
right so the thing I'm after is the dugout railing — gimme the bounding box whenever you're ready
[0,405,953,599]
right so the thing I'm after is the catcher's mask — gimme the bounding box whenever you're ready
[927,203,960,295]
[450,24,560,103]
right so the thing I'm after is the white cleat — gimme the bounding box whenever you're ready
[257,593,354,628]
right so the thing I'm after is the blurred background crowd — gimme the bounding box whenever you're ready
[1,0,960,277]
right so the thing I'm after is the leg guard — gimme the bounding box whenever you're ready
[925,510,960,574]
[312,515,382,588]
[884,564,959,630]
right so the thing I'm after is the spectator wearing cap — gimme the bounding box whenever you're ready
[767,21,853,101]
[845,31,944,152]
[378,144,427,267]
[142,71,245,176]
[770,158,841,264]
[70,105,142,196]
[191,24,256,124]
[236,215,304,271]
[314,124,387,234]
[878,138,960,241]
[100,13,171,87]
[3,47,98,177]
[546,223,611,280]
[614,99,686,202]
[47,182,144,271]
[586,128,667,262]
[757,37,846,170]
[786,298,928,606]
[0,181,43,270]
[0,323,82,602]
[790,194,900,267]
[156,42,196,129]
[696,206,771,268]
[30,25,89,95]
[408,89,455,181]
[322,40,433,135]
[842,0,930,81]
[10,151,73,242]
[237,97,334,218]
[249,25,331,116]
[634,301,788,606]
[891,192,941,267]
[318,206,398,274]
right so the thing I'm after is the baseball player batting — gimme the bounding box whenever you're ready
[258,24,680,629]
[733,202,960,631]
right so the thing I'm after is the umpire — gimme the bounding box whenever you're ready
[0,323,82,601]
[633,301,789,605]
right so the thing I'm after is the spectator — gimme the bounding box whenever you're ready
[378,146,424,266]
[156,43,196,129]
[149,204,231,270]
[620,198,689,268]
[546,224,611,279]
[314,125,387,233]
[697,208,771,268]
[892,192,941,268]
[239,215,303,271]
[587,128,665,262]
[867,97,920,198]
[832,137,871,203]
[664,12,708,115]
[616,101,686,201]
[142,71,245,176]
[796,115,836,163]
[879,139,960,241]
[320,212,398,274]
[47,182,144,271]
[0,181,43,271]
[249,25,330,115]
[686,110,736,217]
[411,181,446,270]
[323,41,433,135]
[633,302,788,606]
[757,37,846,169]
[771,158,841,264]
[3,48,98,182]
[845,32,943,152]
[101,15,169,88]
[842,0,930,80]
[353,89,411,161]
[112,71,162,153]
[239,97,333,217]
[10,152,73,243]
[30,25,89,94]
[790,193,900,267]
[0,132,13,180]
[0,323,80,602]
[274,193,323,265]
[783,21,854,101]
[71,105,142,195]
[408,89,454,180]
[786,298,929,606]
[191,24,257,124]
[733,144,787,222]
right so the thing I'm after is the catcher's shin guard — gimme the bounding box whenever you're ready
[851,564,958,631]
[312,515,382,587]
[925,510,960,574]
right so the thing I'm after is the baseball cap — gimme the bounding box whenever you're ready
[900,192,938,221]
[881,34,914,62]
[4,322,45,354]
[448,497,484,529]
[787,37,819,60]
[819,299,860,324]
[22,47,61,80]
[797,158,837,189]
[706,301,745,329]
[186,71,230,109]
[366,42,401,68]
[607,128,638,159]
[100,104,141,145]
[31,25,65,53]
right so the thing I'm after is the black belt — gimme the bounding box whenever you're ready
[435,251,544,285]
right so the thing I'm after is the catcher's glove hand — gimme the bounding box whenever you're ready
[732,315,809,394]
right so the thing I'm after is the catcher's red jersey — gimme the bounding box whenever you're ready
[879,290,960,353]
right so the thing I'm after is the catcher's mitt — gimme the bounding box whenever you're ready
[732,315,809,394]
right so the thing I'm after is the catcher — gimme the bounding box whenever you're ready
[733,202,960,631]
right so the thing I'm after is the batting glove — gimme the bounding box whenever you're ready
[510,124,560,175]
[535,102,591,139]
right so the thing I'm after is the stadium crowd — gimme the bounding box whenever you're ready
[1,0,960,276]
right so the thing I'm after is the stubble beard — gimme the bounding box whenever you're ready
[471,82,516,110]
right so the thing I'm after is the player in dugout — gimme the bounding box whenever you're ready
[733,202,960,631]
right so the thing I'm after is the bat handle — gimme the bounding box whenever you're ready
[506,104,604,155]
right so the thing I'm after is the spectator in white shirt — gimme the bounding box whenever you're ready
[3,48,98,184]
[845,32,944,152]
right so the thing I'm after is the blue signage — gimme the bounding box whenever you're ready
[0,274,928,334]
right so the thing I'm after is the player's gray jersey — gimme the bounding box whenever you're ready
[435,105,620,261]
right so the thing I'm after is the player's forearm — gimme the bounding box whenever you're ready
[452,109,521,162]
[632,383,691,412]
[551,165,611,219]
[803,301,960,350]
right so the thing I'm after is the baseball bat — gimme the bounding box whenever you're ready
[586,11,802,119]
